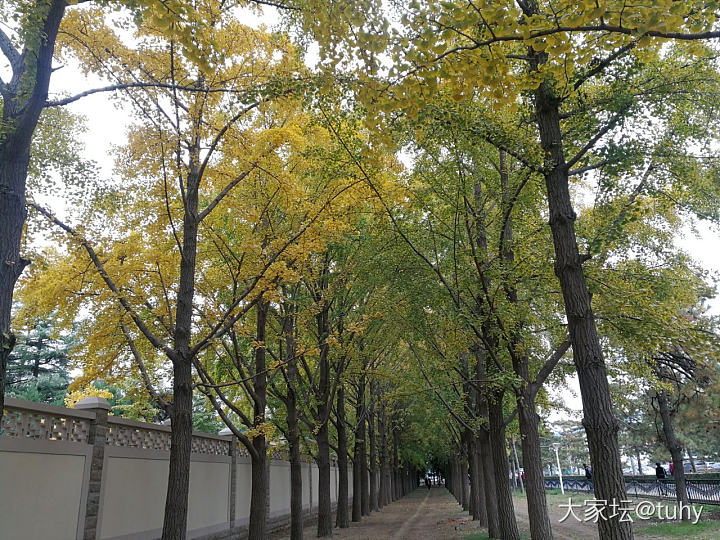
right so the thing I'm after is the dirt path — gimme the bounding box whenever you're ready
[273,488,472,540]
[271,489,720,539]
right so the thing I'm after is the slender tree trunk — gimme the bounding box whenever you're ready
[336,384,350,528]
[378,403,389,508]
[392,427,400,501]
[488,395,520,540]
[656,390,689,516]
[498,146,552,539]
[316,339,332,535]
[534,79,632,540]
[508,445,516,490]
[288,394,303,540]
[516,392,552,539]
[248,301,270,540]
[465,430,482,521]
[352,391,363,522]
[358,376,370,515]
[285,311,304,540]
[161,137,206,539]
[0,0,66,431]
[511,437,524,494]
[368,381,379,511]
[687,450,697,473]
[316,416,332,536]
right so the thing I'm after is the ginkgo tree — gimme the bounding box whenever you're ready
[18,5,325,538]
[289,3,720,538]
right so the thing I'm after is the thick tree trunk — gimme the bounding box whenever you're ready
[336,384,350,528]
[249,448,269,540]
[465,430,483,522]
[368,381,379,511]
[473,436,488,525]
[534,80,632,540]
[657,390,689,516]
[0,0,66,429]
[488,395,520,540]
[517,392,552,539]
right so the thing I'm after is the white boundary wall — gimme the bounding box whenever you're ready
[0,397,352,540]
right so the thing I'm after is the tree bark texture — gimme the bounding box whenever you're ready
[488,395,520,540]
[336,384,350,528]
[657,389,689,515]
[534,80,632,540]
[247,301,270,540]
[368,381,379,511]
[0,0,66,430]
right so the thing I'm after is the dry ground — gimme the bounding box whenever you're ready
[272,488,720,539]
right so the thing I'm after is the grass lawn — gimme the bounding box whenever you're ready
[636,521,720,539]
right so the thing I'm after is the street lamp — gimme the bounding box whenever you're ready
[552,443,565,495]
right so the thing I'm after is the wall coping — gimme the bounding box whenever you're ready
[4,397,97,420]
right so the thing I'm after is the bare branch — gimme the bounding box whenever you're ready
[529,338,571,398]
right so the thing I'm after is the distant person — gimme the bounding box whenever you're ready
[425,476,431,490]
[521,470,526,482]
[669,461,675,476]
[655,462,666,479]
[583,463,593,480]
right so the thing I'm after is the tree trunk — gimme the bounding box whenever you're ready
[0,0,66,429]
[162,361,193,540]
[248,301,270,540]
[316,416,332,536]
[473,435,488,526]
[465,430,483,522]
[358,376,370,515]
[248,448,269,540]
[687,450,697,473]
[534,79,632,540]
[288,395,303,540]
[336,384,350,528]
[368,381,379,511]
[285,313,304,540]
[489,395,520,540]
[161,134,206,539]
[392,427,400,501]
[352,394,363,522]
[378,403,389,508]
[515,390,553,540]
[511,437,524,494]
[657,389,689,516]
[636,451,643,475]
